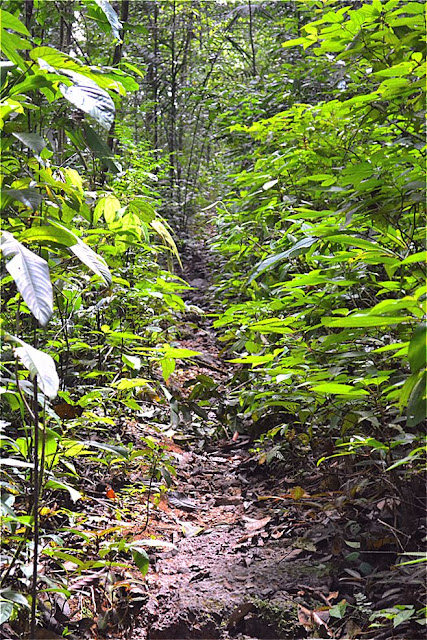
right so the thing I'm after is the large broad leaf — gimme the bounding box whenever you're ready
[249,236,318,283]
[69,240,112,284]
[407,372,427,427]
[59,70,115,130]
[83,123,121,174]
[150,219,182,267]
[0,231,53,326]
[94,194,122,226]
[408,323,427,373]
[20,225,76,247]
[45,479,81,503]
[14,339,59,399]
[1,188,43,211]
[93,0,122,41]
[322,315,414,328]
[12,132,47,155]
[0,10,30,36]
[0,601,13,625]
[83,441,129,458]
[48,219,112,284]
[0,11,31,70]
[128,198,156,223]
[311,383,369,396]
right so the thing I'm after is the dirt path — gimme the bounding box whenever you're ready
[132,444,342,640]
[124,231,345,640]
[23,226,418,640]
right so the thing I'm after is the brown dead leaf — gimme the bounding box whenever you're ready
[280,548,303,562]
[244,516,271,532]
[227,602,254,630]
[297,605,332,637]
[297,605,312,631]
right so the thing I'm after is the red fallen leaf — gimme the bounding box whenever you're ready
[106,486,116,500]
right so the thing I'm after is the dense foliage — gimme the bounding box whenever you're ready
[0,0,425,637]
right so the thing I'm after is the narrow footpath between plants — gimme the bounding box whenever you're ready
[6,228,421,640]
[116,229,422,640]
[125,230,347,640]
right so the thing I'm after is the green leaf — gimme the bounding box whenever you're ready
[94,194,121,225]
[45,480,81,503]
[311,383,369,396]
[83,441,129,459]
[0,28,30,70]
[407,372,427,427]
[128,198,156,223]
[393,608,415,628]
[69,239,112,284]
[48,219,112,284]
[162,347,201,358]
[0,231,53,326]
[150,219,182,266]
[14,339,59,399]
[0,589,29,608]
[160,357,175,382]
[249,236,318,282]
[83,123,121,174]
[408,323,427,373]
[131,549,149,576]
[322,315,413,328]
[400,251,426,265]
[1,188,43,211]
[122,354,141,370]
[20,225,76,247]
[0,10,30,36]
[12,132,47,155]
[324,234,393,253]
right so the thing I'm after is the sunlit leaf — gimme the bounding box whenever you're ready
[59,70,115,130]
[311,383,369,396]
[131,548,149,576]
[93,0,122,41]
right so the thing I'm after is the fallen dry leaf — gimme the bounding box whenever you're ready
[244,515,271,532]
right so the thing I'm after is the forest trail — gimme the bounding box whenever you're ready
[125,229,345,640]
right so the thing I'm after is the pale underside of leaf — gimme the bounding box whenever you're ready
[69,240,112,284]
[59,69,115,130]
[14,341,59,399]
[0,231,53,326]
